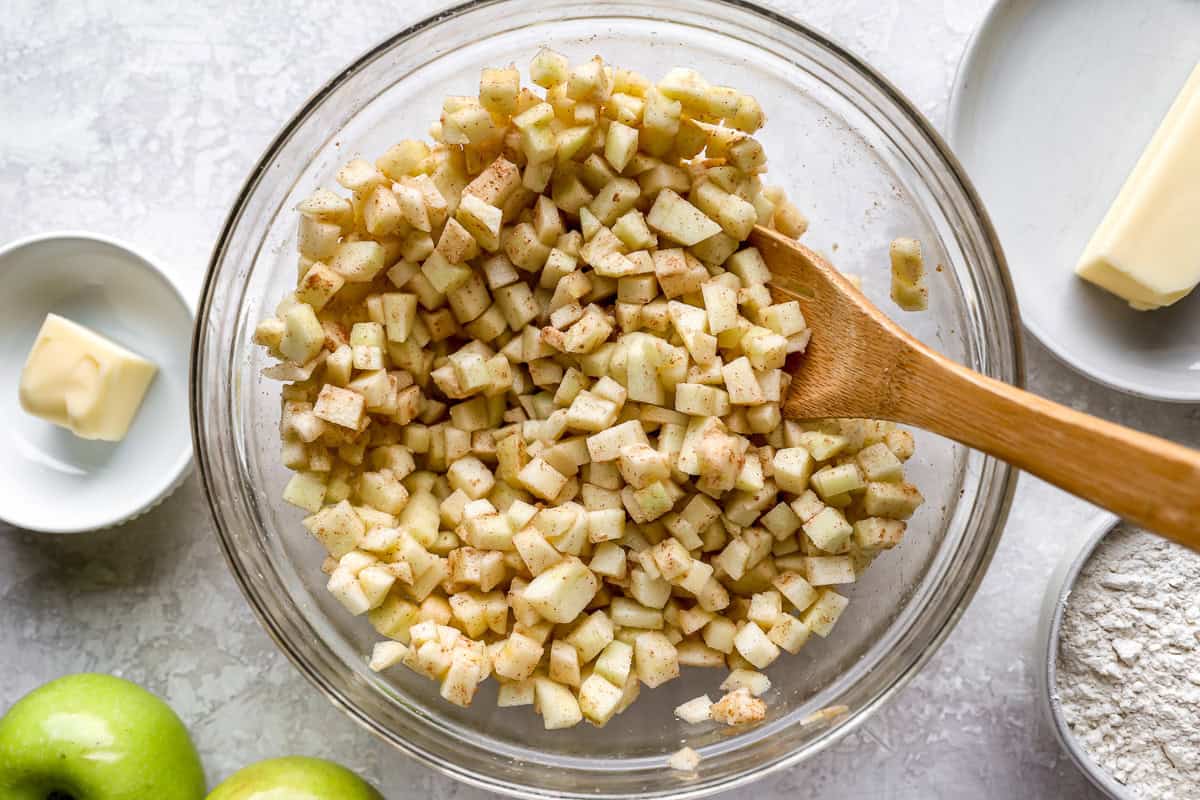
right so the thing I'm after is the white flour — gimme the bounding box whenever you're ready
[1056,525,1200,799]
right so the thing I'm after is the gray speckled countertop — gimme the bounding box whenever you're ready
[3,1,1198,797]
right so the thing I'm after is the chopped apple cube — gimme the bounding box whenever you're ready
[802,506,853,554]
[524,558,599,623]
[609,597,664,630]
[853,517,906,551]
[793,431,846,461]
[767,615,811,654]
[530,48,569,88]
[810,463,865,499]
[674,694,714,724]
[885,429,916,462]
[720,669,771,697]
[586,420,650,462]
[801,589,849,638]
[456,193,503,252]
[733,621,779,669]
[647,189,722,246]
[446,456,496,500]
[565,609,615,663]
[369,640,409,672]
[720,356,764,406]
[674,383,731,417]
[497,679,536,707]
[535,676,583,729]
[328,567,372,616]
[283,472,328,514]
[313,385,365,430]
[519,457,569,501]
[617,443,670,489]
[549,639,582,687]
[493,631,544,681]
[863,481,924,520]
[700,616,737,654]
[577,673,623,726]
[747,590,783,628]
[772,571,819,612]
[889,237,928,312]
[634,631,679,688]
[587,508,627,543]
[802,555,856,586]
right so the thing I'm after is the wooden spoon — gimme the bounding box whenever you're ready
[750,225,1200,549]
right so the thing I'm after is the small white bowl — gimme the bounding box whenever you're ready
[0,232,194,533]
[1038,512,1132,800]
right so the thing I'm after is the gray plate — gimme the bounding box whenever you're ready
[947,0,1200,401]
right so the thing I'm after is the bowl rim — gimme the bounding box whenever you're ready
[1039,512,1134,800]
[1,229,195,534]
[192,0,1023,795]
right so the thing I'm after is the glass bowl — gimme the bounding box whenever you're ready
[192,1,1021,796]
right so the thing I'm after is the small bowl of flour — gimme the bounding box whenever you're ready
[1042,514,1200,800]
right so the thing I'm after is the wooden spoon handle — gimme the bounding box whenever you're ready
[893,346,1200,547]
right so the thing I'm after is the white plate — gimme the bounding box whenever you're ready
[0,232,194,533]
[948,0,1200,401]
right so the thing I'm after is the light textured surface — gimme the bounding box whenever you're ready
[2,1,1197,797]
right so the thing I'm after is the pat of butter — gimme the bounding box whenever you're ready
[1075,63,1200,310]
[19,314,157,442]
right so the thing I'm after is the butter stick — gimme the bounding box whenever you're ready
[19,314,157,442]
[1075,63,1200,310]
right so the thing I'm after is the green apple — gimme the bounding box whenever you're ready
[207,757,383,800]
[0,673,206,800]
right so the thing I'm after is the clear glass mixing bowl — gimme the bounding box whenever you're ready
[191,1,1021,796]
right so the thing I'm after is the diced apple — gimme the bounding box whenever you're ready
[810,463,865,499]
[493,631,544,681]
[523,558,599,623]
[853,517,906,551]
[577,673,623,726]
[518,457,569,501]
[534,677,583,729]
[646,189,722,246]
[549,639,582,687]
[862,481,924,520]
[733,622,779,669]
[634,631,679,688]
[565,609,615,663]
[802,555,856,586]
[802,506,852,553]
[674,694,713,724]
[800,589,849,638]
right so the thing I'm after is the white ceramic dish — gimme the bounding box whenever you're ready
[1037,511,1130,800]
[0,232,194,533]
[947,0,1200,402]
